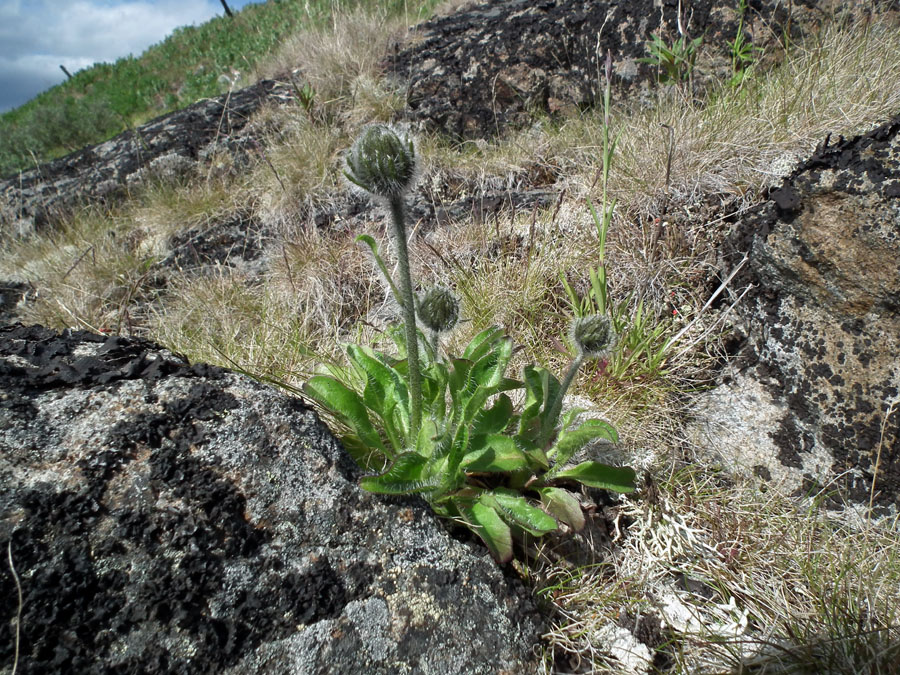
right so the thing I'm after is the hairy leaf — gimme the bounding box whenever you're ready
[484,489,558,536]
[461,434,532,473]
[553,461,636,492]
[458,499,514,563]
[304,376,387,455]
[538,487,585,532]
[360,452,439,494]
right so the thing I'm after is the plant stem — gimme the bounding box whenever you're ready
[388,195,422,436]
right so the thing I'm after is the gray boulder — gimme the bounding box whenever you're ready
[689,114,900,515]
[0,324,542,674]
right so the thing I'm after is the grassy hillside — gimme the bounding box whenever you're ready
[0,0,438,178]
[2,1,900,672]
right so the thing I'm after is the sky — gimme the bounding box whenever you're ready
[0,0,261,113]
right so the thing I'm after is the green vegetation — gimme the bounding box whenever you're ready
[305,125,635,563]
[639,31,704,84]
[0,0,438,177]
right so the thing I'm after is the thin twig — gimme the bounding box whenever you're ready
[8,539,22,675]
[666,253,748,348]
[62,245,95,281]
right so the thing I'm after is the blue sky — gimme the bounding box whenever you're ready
[0,0,261,113]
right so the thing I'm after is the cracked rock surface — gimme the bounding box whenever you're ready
[690,114,900,515]
[0,324,542,674]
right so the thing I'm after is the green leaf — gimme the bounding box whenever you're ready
[347,344,408,445]
[462,326,505,361]
[303,376,387,455]
[483,490,558,537]
[538,487,585,532]
[359,452,439,494]
[461,435,532,473]
[515,435,550,472]
[415,417,439,458]
[458,499,514,563]
[470,394,514,437]
[469,337,512,391]
[549,418,618,469]
[553,461,636,493]
[519,365,563,447]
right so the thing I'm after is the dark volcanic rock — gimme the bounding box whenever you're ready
[690,114,900,515]
[0,324,542,674]
[387,0,894,139]
[0,80,293,235]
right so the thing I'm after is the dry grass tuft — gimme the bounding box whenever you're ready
[536,466,900,673]
[255,8,408,123]
[149,222,379,384]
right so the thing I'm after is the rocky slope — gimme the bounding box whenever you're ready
[0,324,542,674]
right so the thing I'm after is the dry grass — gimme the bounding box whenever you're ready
[536,466,900,674]
[255,8,409,123]
[472,14,900,221]
[0,173,242,334]
[148,222,380,385]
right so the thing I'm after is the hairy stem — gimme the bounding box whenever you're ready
[388,195,422,436]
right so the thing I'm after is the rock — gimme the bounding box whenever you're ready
[0,80,294,235]
[0,282,30,326]
[386,0,888,140]
[0,324,542,674]
[689,114,900,515]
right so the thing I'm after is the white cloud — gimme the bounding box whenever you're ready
[0,0,228,112]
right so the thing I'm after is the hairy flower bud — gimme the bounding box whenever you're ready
[344,125,418,199]
[570,314,617,359]
[417,286,460,335]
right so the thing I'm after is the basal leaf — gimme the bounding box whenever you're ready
[548,418,619,468]
[484,489,558,536]
[469,337,512,391]
[461,434,531,473]
[347,344,397,397]
[515,435,550,472]
[415,417,439,458]
[470,394,514,437]
[552,461,636,493]
[359,452,439,494]
[458,499,514,563]
[462,326,505,361]
[538,487,585,532]
[303,376,386,455]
